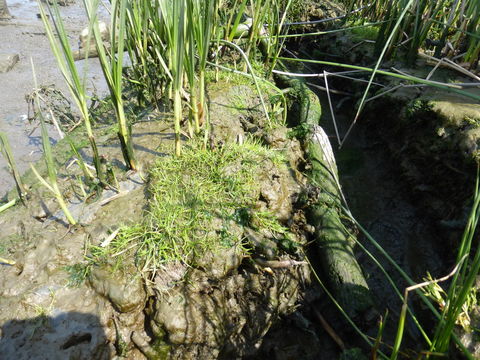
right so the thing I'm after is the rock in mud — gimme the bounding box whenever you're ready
[89,267,146,313]
[148,262,310,359]
[0,53,19,73]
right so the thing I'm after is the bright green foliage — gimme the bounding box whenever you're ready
[125,0,220,154]
[341,0,480,67]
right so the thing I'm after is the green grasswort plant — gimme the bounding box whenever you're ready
[89,138,287,272]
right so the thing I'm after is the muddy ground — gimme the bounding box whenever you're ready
[0,0,108,193]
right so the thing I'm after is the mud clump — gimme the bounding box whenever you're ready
[148,263,309,359]
[127,84,310,359]
[0,53,19,74]
[89,266,146,313]
[0,81,312,359]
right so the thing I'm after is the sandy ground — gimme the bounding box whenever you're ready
[0,0,107,194]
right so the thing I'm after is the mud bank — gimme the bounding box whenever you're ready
[0,79,322,359]
[301,26,480,355]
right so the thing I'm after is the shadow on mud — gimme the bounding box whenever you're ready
[0,311,111,359]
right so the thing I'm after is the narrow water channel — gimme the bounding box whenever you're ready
[320,93,447,347]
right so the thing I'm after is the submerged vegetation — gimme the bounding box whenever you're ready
[1,0,480,358]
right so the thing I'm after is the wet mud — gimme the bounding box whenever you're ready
[0,0,108,193]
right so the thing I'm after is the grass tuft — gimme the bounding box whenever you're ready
[89,138,287,272]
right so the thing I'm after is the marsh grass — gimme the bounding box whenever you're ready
[84,0,137,170]
[123,0,288,150]
[89,138,287,272]
[31,112,77,226]
[0,133,27,201]
[124,0,163,107]
[186,0,218,135]
[29,60,76,225]
[430,171,480,356]
[155,0,187,156]
[37,0,104,183]
[342,0,480,67]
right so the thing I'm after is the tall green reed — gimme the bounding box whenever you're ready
[0,132,28,201]
[37,0,104,182]
[264,0,293,75]
[342,0,480,68]
[84,0,137,170]
[187,0,218,135]
[125,0,173,107]
[31,60,76,225]
[125,0,218,154]
[157,0,187,156]
[124,0,159,107]
[123,0,293,152]
[220,0,293,69]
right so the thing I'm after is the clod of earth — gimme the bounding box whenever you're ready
[0,79,316,359]
[0,53,19,73]
[73,21,110,61]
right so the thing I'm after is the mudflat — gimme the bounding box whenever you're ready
[0,0,106,193]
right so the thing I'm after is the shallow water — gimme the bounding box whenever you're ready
[0,0,108,195]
